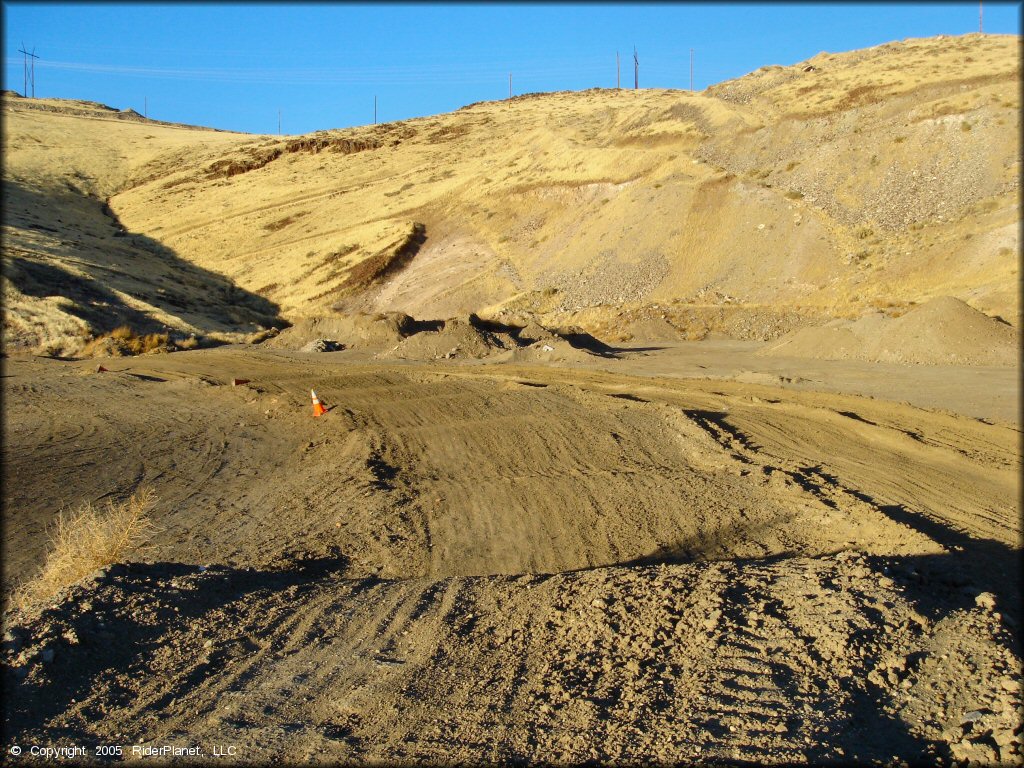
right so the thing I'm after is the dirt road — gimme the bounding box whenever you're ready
[2,346,1021,764]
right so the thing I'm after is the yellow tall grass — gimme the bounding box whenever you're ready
[11,488,157,610]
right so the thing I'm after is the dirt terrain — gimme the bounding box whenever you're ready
[1,30,1021,766]
[2,342,1021,764]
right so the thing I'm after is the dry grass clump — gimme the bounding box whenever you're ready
[81,325,171,356]
[11,488,157,611]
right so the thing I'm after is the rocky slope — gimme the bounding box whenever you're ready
[2,33,1019,356]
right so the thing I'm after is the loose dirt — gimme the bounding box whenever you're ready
[2,346,1020,764]
[761,295,1019,366]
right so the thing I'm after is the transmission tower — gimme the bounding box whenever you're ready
[18,43,39,98]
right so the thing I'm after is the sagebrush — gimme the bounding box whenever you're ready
[12,488,157,610]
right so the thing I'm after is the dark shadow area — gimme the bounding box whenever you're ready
[2,557,354,742]
[607,392,648,403]
[837,410,879,426]
[684,408,763,454]
[399,316,445,336]
[2,180,287,343]
[607,531,1019,765]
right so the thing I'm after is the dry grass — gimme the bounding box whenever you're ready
[11,488,157,611]
[81,325,170,356]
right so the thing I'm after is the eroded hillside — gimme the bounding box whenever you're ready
[2,33,1019,355]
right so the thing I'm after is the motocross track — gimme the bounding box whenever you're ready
[2,347,1021,765]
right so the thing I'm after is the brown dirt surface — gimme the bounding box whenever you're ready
[2,30,1022,767]
[2,346,1021,764]
[761,295,1019,365]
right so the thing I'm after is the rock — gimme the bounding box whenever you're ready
[3,628,25,653]
[960,709,986,725]
[999,678,1020,693]
[591,598,608,610]
[974,592,997,611]
[301,339,344,353]
[703,609,722,631]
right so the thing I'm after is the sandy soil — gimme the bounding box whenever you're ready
[2,345,1020,764]
[1,30,1021,767]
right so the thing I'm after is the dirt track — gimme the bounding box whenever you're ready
[2,347,1021,764]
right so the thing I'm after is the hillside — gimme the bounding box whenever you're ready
[2,32,1019,356]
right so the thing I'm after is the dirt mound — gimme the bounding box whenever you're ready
[620,316,683,342]
[514,319,559,345]
[2,348,1020,764]
[5,551,1020,765]
[268,312,414,350]
[761,296,1019,366]
[376,315,511,360]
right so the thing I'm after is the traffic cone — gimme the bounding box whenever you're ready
[311,389,327,417]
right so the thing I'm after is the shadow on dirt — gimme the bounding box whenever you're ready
[2,180,286,340]
[2,557,355,741]
[611,514,1020,766]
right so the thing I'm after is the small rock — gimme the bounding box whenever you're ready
[975,592,997,610]
[960,709,986,725]
[591,598,608,610]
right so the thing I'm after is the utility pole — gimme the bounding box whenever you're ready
[18,43,38,98]
[690,48,694,91]
[633,46,638,90]
[617,51,620,89]
[979,1,984,32]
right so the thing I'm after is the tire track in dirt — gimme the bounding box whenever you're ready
[3,352,1021,763]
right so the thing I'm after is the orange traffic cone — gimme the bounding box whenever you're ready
[311,389,327,417]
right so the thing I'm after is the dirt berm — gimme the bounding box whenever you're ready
[761,296,1019,366]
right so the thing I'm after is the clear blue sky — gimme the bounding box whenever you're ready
[3,2,1019,135]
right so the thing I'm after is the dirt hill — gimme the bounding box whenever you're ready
[761,295,1020,366]
[2,33,1019,357]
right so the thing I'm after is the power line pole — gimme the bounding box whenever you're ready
[633,46,638,90]
[617,51,620,89]
[979,1,983,32]
[690,48,694,91]
[18,43,38,98]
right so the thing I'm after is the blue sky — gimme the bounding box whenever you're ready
[3,2,1019,135]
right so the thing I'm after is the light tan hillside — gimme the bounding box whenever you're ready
[1,96,283,355]
[2,33,1019,356]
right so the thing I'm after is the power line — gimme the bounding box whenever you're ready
[18,43,39,98]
